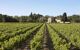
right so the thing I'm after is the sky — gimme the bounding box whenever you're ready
[0,0,80,16]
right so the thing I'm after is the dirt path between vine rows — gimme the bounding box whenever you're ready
[43,24,54,50]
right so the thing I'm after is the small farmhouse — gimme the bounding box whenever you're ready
[55,18,70,23]
[47,17,55,23]
[47,18,51,23]
[55,19,63,23]
[47,17,70,23]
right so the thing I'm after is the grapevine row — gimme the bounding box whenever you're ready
[30,24,45,50]
[47,24,70,50]
[0,24,42,50]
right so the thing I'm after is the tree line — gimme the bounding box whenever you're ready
[0,12,80,23]
[0,13,45,22]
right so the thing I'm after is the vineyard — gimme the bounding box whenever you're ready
[0,23,80,50]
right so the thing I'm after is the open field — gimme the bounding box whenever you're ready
[0,23,80,50]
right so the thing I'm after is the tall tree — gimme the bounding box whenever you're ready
[62,12,68,22]
[29,12,33,22]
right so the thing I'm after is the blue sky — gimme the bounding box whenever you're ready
[0,0,80,16]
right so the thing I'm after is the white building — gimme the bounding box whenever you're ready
[47,18,52,23]
[55,19,63,23]
[55,19,70,23]
[47,17,70,23]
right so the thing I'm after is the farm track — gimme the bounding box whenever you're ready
[16,24,43,50]
[49,25,80,50]
[43,24,54,50]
